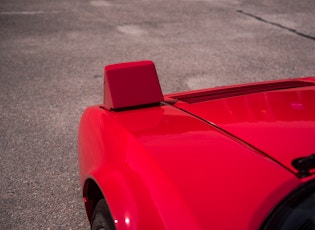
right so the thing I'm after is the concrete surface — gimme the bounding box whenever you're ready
[1,0,314,229]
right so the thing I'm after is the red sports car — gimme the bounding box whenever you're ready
[78,60,315,230]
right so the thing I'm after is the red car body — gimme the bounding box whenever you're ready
[78,61,315,229]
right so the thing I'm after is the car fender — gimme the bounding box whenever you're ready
[79,106,200,229]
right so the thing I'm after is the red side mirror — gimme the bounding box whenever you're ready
[104,60,164,110]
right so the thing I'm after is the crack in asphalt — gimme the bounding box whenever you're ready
[237,10,315,42]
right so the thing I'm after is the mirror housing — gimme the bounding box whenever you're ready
[104,60,164,110]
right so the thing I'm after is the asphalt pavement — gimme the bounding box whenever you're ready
[1,0,314,229]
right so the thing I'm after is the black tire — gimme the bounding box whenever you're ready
[91,199,114,230]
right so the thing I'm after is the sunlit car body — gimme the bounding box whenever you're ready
[78,60,315,230]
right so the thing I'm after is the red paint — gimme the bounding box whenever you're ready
[104,60,163,110]
[78,105,304,229]
[171,79,315,174]
[78,61,315,229]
